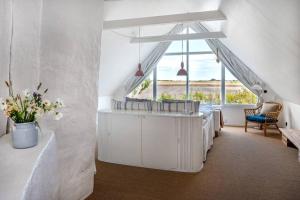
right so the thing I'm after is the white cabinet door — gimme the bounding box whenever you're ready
[110,114,142,167]
[141,116,177,170]
[98,113,111,162]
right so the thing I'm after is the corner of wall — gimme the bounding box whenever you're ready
[280,100,300,129]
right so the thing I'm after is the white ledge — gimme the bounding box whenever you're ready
[0,130,58,200]
[99,109,203,118]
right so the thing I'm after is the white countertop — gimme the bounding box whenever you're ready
[99,109,203,118]
[0,130,57,200]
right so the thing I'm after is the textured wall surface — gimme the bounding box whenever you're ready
[39,0,103,199]
[0,0,42,135]
[282,101,300,130]
[0,0,10,135]
[1,0,103,199]
[220,0,300,105]
[10,0,41,92]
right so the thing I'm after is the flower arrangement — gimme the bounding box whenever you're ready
[0,81,64,123]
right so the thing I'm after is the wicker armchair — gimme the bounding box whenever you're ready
[244,102,282,136]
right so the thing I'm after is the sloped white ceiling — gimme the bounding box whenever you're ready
[219,0,300,104]
[99,0,300,105]
[99,26,162,96]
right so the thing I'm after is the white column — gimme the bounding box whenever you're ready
[39,1,104,199]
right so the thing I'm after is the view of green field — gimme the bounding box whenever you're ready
[129,79,257,104]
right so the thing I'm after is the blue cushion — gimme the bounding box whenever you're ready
[246,114,277,123]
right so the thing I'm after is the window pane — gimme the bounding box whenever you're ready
[225,68,257,104]
[165,40,187,53]
[127,72,153,100]
[165,28,187,53]
[157,55,187,100]
[189,40,212,52]
[189,54,221,104]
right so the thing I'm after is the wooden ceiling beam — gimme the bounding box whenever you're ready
[130,32,226,43]
[103,10,226,29]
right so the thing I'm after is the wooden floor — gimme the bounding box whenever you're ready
[87,127,300,200]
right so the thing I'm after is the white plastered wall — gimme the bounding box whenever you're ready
[39,0,104,199]
[0,0,42,134]
[0,0,104,199]
[0,0,11,135]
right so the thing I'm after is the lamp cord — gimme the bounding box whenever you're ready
[8,0,14,96]
[181,39,183,63]
[138,26,141,64]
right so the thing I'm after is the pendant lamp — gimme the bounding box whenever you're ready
[177,39,187,76]
[135,27,144,77]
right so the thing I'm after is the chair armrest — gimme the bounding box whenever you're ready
[265,111,280,119]
[244,107,260,116]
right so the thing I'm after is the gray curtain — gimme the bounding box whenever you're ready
[114,24,184,100]
[190,22,265,96]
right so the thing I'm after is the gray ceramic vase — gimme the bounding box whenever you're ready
[12,122,38,149]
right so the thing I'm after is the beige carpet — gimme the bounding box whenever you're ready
[87,127,300,200]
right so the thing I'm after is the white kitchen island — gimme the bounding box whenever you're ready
[98,110,209,173]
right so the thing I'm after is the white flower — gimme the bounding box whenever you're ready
[0,98,5,110]
[56,98,65,107]
[35,108,44,119]
[26,106,33,113]
[23,89,31,97]
[54,112,63,120]
[43,99,51,106]
[48,110,55,115]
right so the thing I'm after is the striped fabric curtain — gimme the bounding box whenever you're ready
[190,22,265,97]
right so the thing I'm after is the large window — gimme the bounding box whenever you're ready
[127,72,153,100]
[127,28,257,105]
[157,55,187,100]
[225,68,257,104]
[189,54,221,104]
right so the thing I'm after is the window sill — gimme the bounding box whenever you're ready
[222,104,256,108]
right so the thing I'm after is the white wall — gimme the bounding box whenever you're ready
[10,0,41,92]
[103,0,221,21]
[39,0,103,199]
[281,101,300,129]
[0,0,104,199]
[0,0,11,135]
[99,29,157,97]
[220,0,300,105]
[222,105,253,126]
[0,0,42,134]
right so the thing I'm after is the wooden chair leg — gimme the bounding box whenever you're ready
[275,124,281,134]
[264,125,267,136]
[245,121,248,132]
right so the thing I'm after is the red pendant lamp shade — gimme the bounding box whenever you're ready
[177,61,187,76]
[135,63,144,77]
